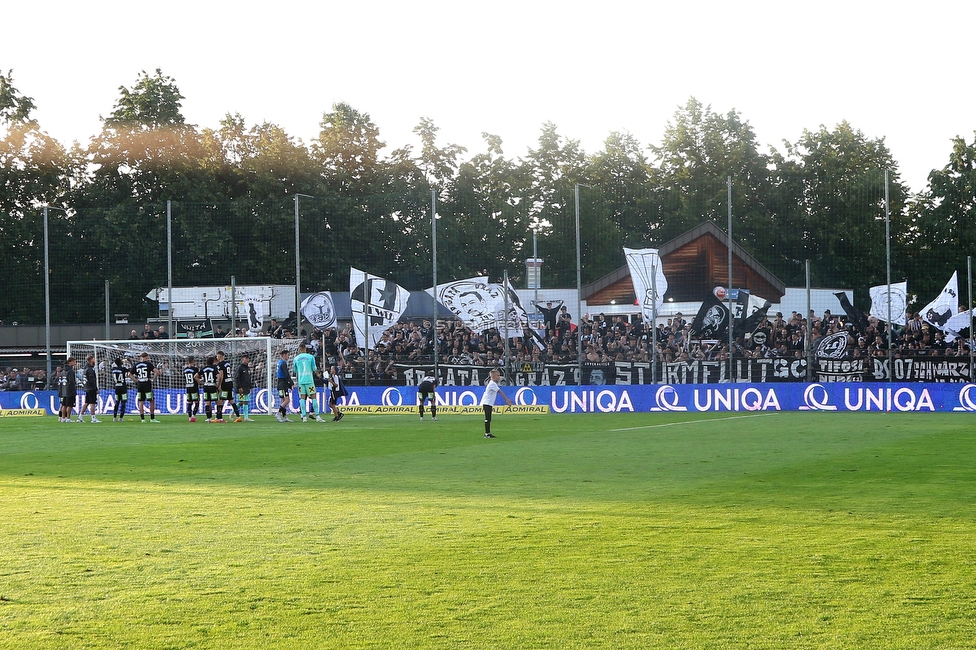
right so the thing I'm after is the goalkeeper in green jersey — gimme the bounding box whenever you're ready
[293,343,325,423]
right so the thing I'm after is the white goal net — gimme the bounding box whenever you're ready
[66,337,304,415]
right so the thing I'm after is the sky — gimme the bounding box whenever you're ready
[4,1,974,194]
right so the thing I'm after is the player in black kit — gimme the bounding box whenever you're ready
[418,372,437,421]
[183,356,201,422]
[215,351,239,422]
[111,357,128,421]
[200,356,221,423]
[129,352,160,423]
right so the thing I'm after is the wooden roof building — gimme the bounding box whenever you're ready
[582,221,787,306]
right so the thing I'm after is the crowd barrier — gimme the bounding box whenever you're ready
[3,383,976,415]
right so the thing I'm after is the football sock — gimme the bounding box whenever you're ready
[300,401,307,418]
[232,403,240,417]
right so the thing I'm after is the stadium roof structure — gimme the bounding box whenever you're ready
[582,221,787,305]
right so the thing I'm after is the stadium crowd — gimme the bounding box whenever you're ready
[3,306,972,391]
[299,304,975,383]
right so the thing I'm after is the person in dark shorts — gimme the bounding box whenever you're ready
[59,357,78,423]
[275,349,293,422]
[418,372,437,421]
[328,365,347,422]
[234,354,255,422]
[183,356,201,422]
[200,356,221,423]
[111,357,129,421]
[129,351,160,423]
[82,354,101,423]
[215,351,239,422]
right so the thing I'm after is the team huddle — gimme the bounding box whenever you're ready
[61,345,513,439]
[87,344,346,424]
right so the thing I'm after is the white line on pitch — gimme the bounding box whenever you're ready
[609,412,775,432]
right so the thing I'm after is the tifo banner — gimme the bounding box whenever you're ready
[388,357,971,386]
[5,384,976,414]
[428,276,529,337]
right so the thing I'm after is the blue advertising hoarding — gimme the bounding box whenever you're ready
[4,383,976,416]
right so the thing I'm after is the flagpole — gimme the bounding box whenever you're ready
[969,255,973,376]
[884,170,893,383]
[727,176,734,384]
[503,269,511,378]
[431,189,438,380]
[806,260,812,380]
[294,194,314,340]
[575,183,584,386]
[651,258,658,385]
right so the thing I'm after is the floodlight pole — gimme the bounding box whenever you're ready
[969,256,973,375]
[295,194,314,339]
[167,201,173,340]
[575,184,586,385]
[884,170,893,382]
[43,206,66,383]
[727,176,734,383]
[431,188,438,378]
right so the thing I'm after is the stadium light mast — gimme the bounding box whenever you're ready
[294,194,314,338]
[575,184,588,385]
[884,170,893,381]
[431,188,438,379]
[43,206,66,385]
[166,201,173,341]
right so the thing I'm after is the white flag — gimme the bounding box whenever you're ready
[301,291,337,331]
[427,276,528,338]
[869,281,908,325]
[943,309,974,343]
[624,247,667,322]
[349,268,410,351]
[920,271,958,330]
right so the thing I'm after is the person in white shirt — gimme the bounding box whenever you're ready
[480,368,512,439]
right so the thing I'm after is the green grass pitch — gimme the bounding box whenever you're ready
[2,411,976,649]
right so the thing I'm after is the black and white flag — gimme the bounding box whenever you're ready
[835,291,869,334]
[869,281,908,326]
[624,247,667,322]
[920,271,958,330]
[732,289,772,336]
[301,291,337,331]
[943,308,974,343]
[235,293,264,336]
[350,268,410,351]
[689,293,730,340]
[428,276,529,338]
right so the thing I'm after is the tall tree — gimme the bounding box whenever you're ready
[68,69,213,321]
[586,130,651,249]
[0,70,70,323]
[770,121,907,302]
[447,132,526,281]
[649,98,775,252]
[905,132,976,305]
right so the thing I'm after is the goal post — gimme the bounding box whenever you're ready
[66,337,303,415]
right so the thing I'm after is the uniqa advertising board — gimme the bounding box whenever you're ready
[5,383,976,415]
